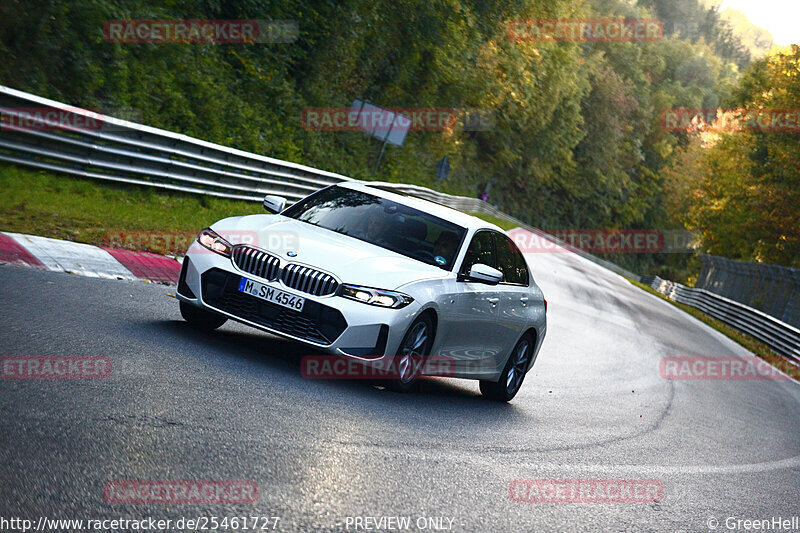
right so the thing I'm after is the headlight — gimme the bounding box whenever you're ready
[197,228,233,257]
[340,284,413,309]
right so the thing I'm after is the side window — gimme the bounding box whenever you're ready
[512,242,530,285]
[493,232,516,284]
[494,233,530,285]
[460,231,495,275]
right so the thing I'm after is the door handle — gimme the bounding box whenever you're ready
[520,296,529,306]
[488,297,499,306]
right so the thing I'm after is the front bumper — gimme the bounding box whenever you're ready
[177,243,420,359]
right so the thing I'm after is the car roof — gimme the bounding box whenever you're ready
[337,181,504,233]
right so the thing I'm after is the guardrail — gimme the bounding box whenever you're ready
[649,276,800,366]
[0,85,512,220]
[0,85,352,203]
[367,180,523,223]
[696,254,800,328]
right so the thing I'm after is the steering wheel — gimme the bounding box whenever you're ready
[413,250,436,262]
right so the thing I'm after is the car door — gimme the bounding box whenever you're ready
[493,232,533,364]
[438,230,503,375]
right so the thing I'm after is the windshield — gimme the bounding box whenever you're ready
[283,186,466,270]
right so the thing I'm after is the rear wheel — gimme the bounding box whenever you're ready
[480,333,533,402]
[386,314,434,393]
[180,301,227,330]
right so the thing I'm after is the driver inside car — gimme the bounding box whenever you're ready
[433,230,459,266]
[362,208,392,246]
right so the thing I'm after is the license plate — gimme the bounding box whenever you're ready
[238,276,305,312]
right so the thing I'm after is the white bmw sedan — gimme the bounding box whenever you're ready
[176,181,547,401]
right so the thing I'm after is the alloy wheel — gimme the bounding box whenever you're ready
[397,321,428,383]
[505,338,530,395]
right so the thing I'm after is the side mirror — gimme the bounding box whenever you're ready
[466,263,503,285]
[263,195,287,214]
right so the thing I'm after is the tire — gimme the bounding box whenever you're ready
[180,301,227,331]
[480,333,534,402]
[386,314,434,393]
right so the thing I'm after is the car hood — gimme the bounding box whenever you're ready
[210,215,450,290]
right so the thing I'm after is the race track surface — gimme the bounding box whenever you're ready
[1,246,799,532]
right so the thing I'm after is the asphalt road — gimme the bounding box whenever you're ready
[1,246,799,532]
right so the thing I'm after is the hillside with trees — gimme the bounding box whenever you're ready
[1,0,796,277]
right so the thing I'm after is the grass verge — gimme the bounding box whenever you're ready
[627,277,799,381]
[468,212,519,231]
[0,164,263,255]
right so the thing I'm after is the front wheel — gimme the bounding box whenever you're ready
[386,314,434,393]
[180,301,227,330]
[480,333,534,402]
